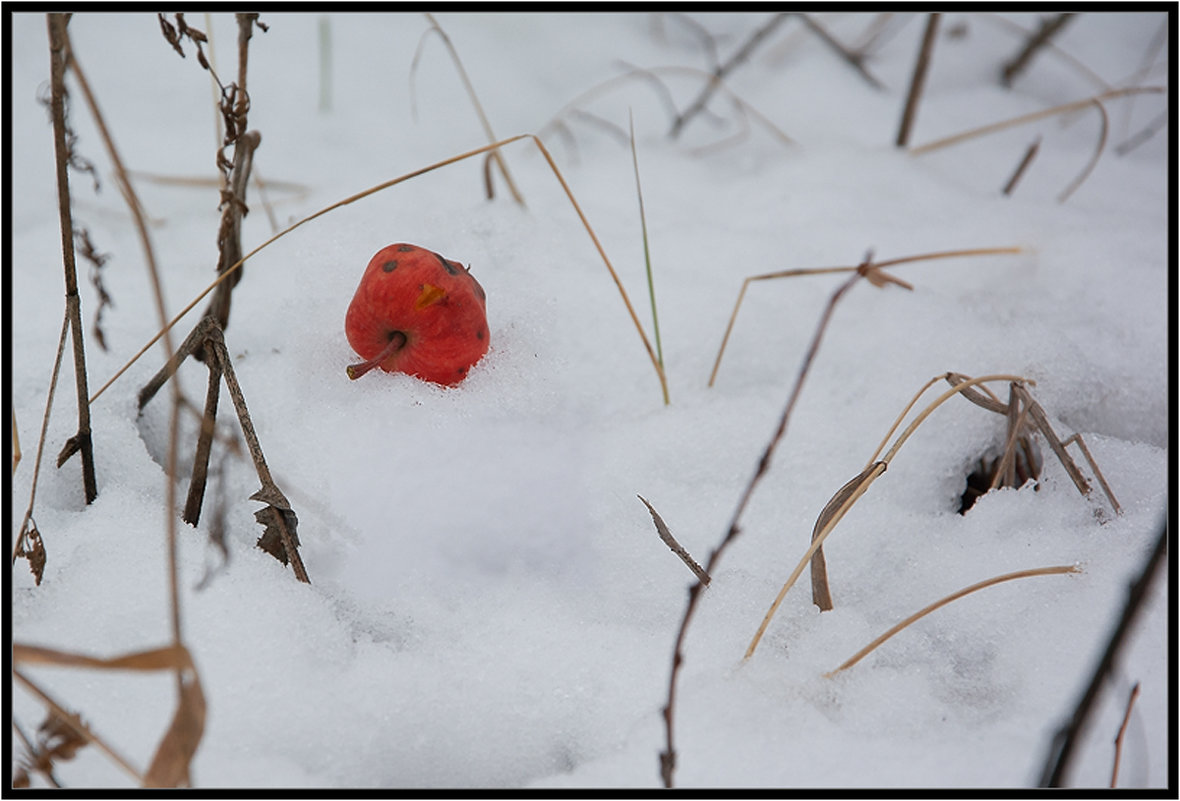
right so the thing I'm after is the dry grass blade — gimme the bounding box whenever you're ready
[745,372,1031,659]
[12,409,21,472]
[745,461,886,660]
[824,565,1081,677]
[1110,682,1140,788]
[708,247,1021,388]
[90,133,668,407]
[808,467,882,611]
[638,495,710,586]
[1056,98,1107,203]
[412,13,525,207]
[909,86,1164,155]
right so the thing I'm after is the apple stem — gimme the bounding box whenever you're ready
[346,330,407,380]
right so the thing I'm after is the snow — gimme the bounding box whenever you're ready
[7,11,1170,790]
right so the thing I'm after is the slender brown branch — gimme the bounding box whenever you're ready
[896,13,940,148]
[1039,520,1167,787]
[796,13,885,90]
[13,310,70,567]
[1110,682,1140,788]
[670,12,789,138]
[662,262,866,787]
[1001,13,1076,87]
[47,14,97,504]
[1002,137,1041,195]
[61,16,186,662]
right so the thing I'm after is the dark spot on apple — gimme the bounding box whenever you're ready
[432,251,460,275]
[476,328,484,340]
[397,244,415,252]
[470,277,486,301]
[382,260,398,272]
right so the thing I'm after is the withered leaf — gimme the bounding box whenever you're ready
[144,658,205,788]
[255,503,300,566]
[17,521,47,586]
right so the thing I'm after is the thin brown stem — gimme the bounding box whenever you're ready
[1057,99,1107,204]
[47,14,97,504]
[347,331,408,380]
[663,264,865,786]
[1110,682,1140,788]
[896,13,940,148]
[1040,521,1166,787]
[1001,13,1076,87]
[1002,137,1041,195]
[61,18,185,657]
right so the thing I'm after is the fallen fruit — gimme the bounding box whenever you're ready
[345,243,489,386]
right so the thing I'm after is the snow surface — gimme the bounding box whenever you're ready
[7,11,1170,790]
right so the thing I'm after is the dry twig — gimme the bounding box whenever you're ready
[1001,13,1076,87]
[895,13,940,148]
[1110,682,1141,788]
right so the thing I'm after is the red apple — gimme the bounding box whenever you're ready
[345,243,489,386]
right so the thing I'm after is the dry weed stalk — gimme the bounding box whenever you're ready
[540,63,793,161]
[1110,682,1141,788]
[1040,521,1166,787]
[745,370,1122,659]
[707,246,1021,387]
[895,13,940,148]
[46,13,98,504]
[660,260,870,787]
[1000,12,1077,87]
[824,564,1081,677]
[89,133,670,407]
[411,13,525,206]
[43,15,205,783]
[909,86,1164,200]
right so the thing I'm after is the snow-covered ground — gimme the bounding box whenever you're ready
[8,11,1170,789]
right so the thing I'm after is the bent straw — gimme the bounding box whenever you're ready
[824,564,1081,677]
[744,372,1030,660]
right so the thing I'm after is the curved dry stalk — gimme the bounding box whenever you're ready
[410,13,525,207]
[744,372,1031,660]
[13,311,70,568]
[708,247,1022,387]
[542,63,794,154]
[824,564,1081,677]
[908,86,1164,155]
[745,460,887,660]
[89,133,668,406]
[1056,98,1107,203]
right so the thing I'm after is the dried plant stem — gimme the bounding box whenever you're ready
[46,13,97,504]
[746,372,1030,659]
[1110,682,1140,788]
[895,12,940,148]
[60,17,188,697]
[909,86,1164,155]
[91,134,669,407]
[670,12,788,138]
[1056,99,1107,204]
[12,667,143,785]
[825,565,1080,676]
[1001,13,1076,87]
[661,265,865,787]
[11,410,21,473]
[638,495,710,586]
[708,246,1021,387]
[414,13,525,207]
[1040,521,1167,787]
[1002,137,1041,195]
[13,310,70,566]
